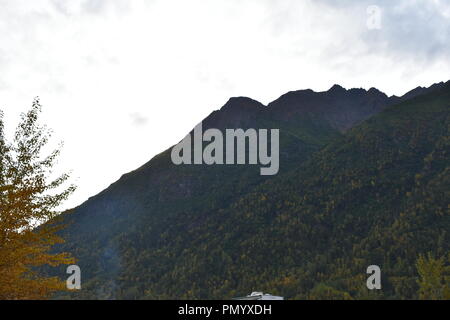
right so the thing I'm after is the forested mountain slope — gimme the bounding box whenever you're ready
[150,83,449,299]
[52,82,449,299]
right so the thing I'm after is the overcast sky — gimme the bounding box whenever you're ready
[1,0,449,209]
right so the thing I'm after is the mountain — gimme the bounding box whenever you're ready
[50,81,449,299]
[398,81,448,101]
[266,84,394,131]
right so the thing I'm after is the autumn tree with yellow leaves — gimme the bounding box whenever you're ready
[416,253,450,300]
[0,98,76,299]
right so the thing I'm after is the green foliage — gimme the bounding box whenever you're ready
[308,283,353,300]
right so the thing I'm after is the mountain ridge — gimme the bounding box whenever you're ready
[50,80,450,299]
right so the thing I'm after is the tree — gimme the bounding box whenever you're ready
[0,98,76,299]
[416,253,449,300]
[308,283,353,300]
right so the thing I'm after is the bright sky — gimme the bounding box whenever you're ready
[1,0,449,209]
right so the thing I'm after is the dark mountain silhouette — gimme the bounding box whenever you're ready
[51,80,450,299]
[398,81,448,101]
[266,84,394,131]
[206,84,397,132]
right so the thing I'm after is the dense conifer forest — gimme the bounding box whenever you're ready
[52,82,450,299]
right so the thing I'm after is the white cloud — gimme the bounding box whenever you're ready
[0,0,449,209]
[129,112,149,126]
